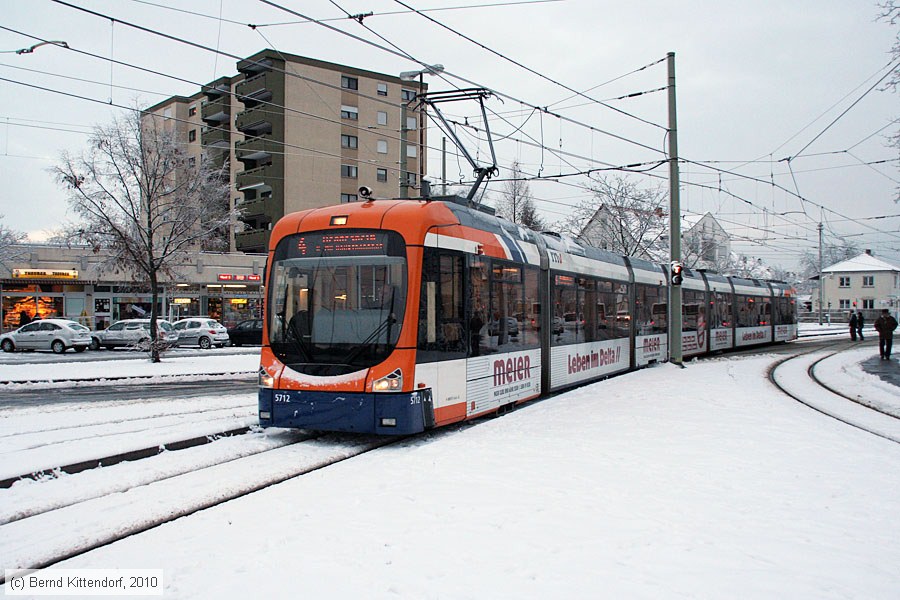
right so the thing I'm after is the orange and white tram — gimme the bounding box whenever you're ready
[257,196,797,435]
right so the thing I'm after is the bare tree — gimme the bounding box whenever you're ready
[0,216,27,270]
[799,238,861,279]
[493,161,544,231]
[560,174,668,260]
[52,109,238,362]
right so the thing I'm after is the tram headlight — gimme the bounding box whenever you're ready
[373,368,402,392]
[258,366,275,388]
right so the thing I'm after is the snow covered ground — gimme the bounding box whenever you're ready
[2,332,899,598]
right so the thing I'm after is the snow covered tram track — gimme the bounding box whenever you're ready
[0,426,253,490]
[768,348,900,445]
[0,400,255,439]
[0,406,257,454]
[0,412,260,486]
[0,434,403,583]
[0,429,313,525]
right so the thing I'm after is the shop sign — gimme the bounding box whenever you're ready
[217,273,261,282]
[12,268,78,280]
[173,298,193,304]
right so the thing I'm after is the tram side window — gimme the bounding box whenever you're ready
[417,249,466,362]
[634,283,667,334]
[736,295,762,327]
[596,279,630,340]
[520,267,540,347]
[469,256,491,356]
[683,290,705,332]
[490,261,529,351]
[552,274,576,345]
[710,291,731,328]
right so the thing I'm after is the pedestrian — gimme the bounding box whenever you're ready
[874,309,898,361]
[849,311,858,341]
[856,310,865,341]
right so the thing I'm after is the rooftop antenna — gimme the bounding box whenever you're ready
[413,88,498,205]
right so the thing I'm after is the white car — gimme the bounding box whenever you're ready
[92,319,179,350]
[0,319,92,354]
[172,317,230,349]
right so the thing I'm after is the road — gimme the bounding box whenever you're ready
[0,378,257,407]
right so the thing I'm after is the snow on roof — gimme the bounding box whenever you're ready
[822,252,900,273]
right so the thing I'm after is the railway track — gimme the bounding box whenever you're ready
[768,342,900,445]
[0,430,405,584]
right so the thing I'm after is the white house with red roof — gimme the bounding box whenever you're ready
[817,251,900,319]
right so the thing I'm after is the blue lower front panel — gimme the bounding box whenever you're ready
[259,388,432,435]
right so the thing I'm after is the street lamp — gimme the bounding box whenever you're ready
[399,64,444,197]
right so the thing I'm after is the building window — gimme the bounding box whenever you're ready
[862,275,874,287]
[341,164,358,178]
[406,172,417,187]
[377,168,388,182]
[406,116,417,131]
[189,105,197,117]
[377,111,388,126]
[377,140,388,154]
[863,299,875,309]
[188,156,196,168]
[839,276,850,288]
[340,193,358,203]
[839,299,850,309]
[407,144,417,158]
[341,134,358,149]
[341,75,358,90]
[401,88,416,102]
[341,105,358,120]
[377,83,388,96]
[188,129,197,142]
[163,107,172,120]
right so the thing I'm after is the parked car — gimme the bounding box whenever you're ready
[227,319,263,346]
[91,319,179,350]
[1,319,92,354]
[172,317,230,349]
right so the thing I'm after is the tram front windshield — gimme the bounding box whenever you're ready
[268,230,407,375]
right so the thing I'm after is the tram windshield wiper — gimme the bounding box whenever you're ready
[343,313,396,367]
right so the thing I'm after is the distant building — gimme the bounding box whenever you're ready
[681,212,731,271]
[577,207,730,270]
[145,50,428,254]
[816,250,900,319]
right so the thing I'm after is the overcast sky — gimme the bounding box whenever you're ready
[1,0,898,270]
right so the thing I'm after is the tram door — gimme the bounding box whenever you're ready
[416,249,468,424]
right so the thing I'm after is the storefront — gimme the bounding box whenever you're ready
[1,269,83,330]
[1,244,266,333]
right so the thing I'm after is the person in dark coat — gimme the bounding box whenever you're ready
[849,312,858,341]
[856,311,865,341]
[874,309,898,360]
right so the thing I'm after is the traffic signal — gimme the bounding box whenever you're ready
[671,261,684,286]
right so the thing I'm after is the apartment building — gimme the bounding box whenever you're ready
[147,50,427,254]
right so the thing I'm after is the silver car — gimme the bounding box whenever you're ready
[92,319,179,350]
[1,319,92,354]
[172,317,230,349]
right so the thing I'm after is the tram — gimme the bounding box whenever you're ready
[257,195,797,435]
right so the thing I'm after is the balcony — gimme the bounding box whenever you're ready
[236,163,277,191]
[235,105,278,136]
[237,57,274,76]
[235,228,270,253]
[201,125,229,147]
[201,97,230,124]
[235,136,278,166]
[236,198,270,219]
[235,71,275,108]
[203,77,231,99]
